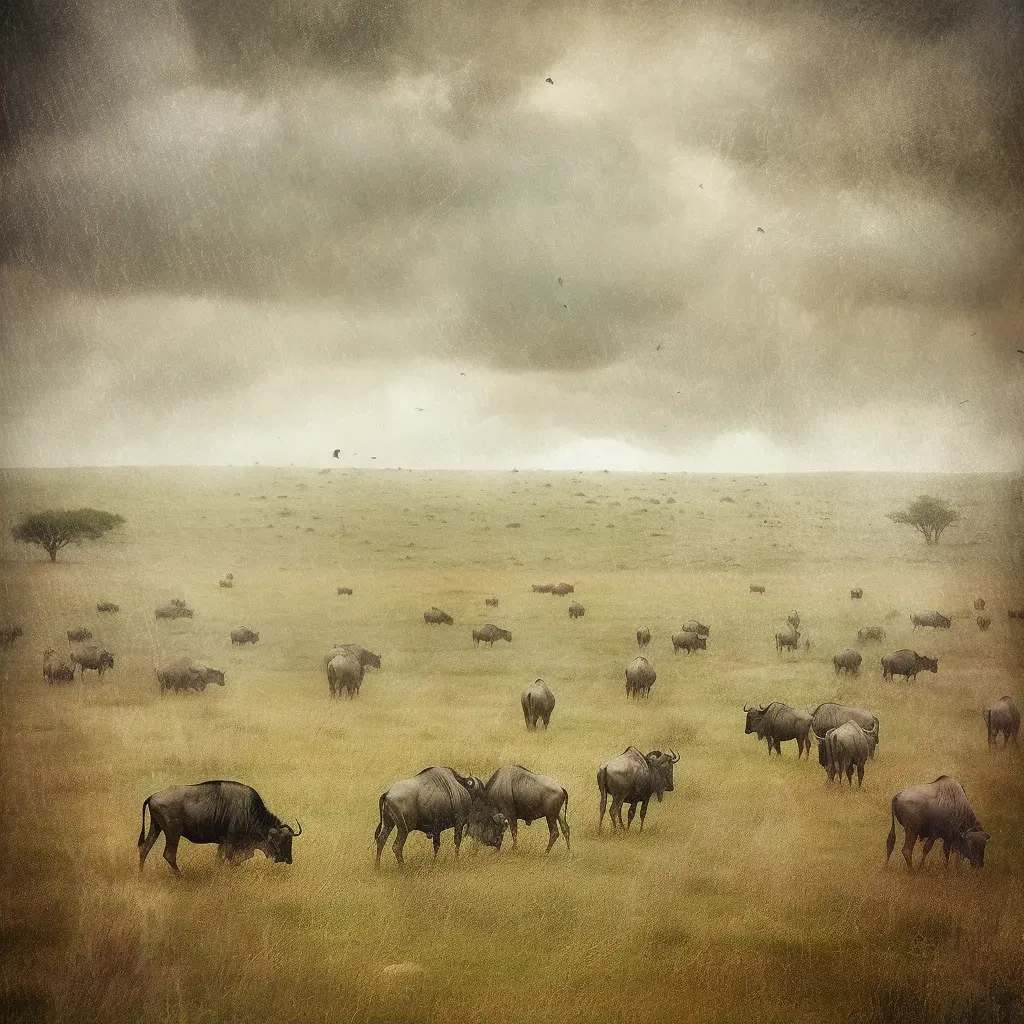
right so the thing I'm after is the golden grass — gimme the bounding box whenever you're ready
[1,468,1022,1023]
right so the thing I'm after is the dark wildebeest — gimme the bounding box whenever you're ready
[977,615,991,631]
[821,721,878,786]
[551,583,574,596]
[157,658,225,694]
[0,626,24,648]
[324,644,381,671]
[671,630,706,654]
[327,651,364,699]
[832,649,863,675]
[71,645,114,677]
[857,625,886,642]
[532,584,555,593]
[374,767,507,868]
[473,624,512,645]
[750,585,766,594]
[219,574,234,588]
[597,747,678,832]
[423,607,454,625]
[786,611,801,631]
[43,648,76,683]
[138,780,301,874]
[155,603,193,619]
[744,703,813,757]
[96,602,119,613]
[775,629,801,652]
[850,588,863,599]
[568,602,585,619]
[637,627,651,648]
[811,703,880,765]
[337,587,354,595]
[67,627,93,643]
[681,620,709,637]
[974,597,986,611]
[485,597,499,607]
[986,696,1020,747]
[911,611,951,629]
[1009,610,1024,620]
[231,627,259,645]
[881,649,938,681]
[886,776,989,870]
[521,678,555,730]
[483,765,570,854]
[625,656,656,698]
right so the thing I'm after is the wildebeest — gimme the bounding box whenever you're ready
[680,620,709,637]
[219,574,234,588]
[551,582,574,596]
[832,649,863,675]
[0,626,24,648]
[67,627,93,643]
[1009,610,1024,620]
[324,644,381,671]
[568,602,585,619]
[43,648,76,683]
[750,585,766,594]
[96,602,119,613]
[637,627,651,648]
[485,597,499,607]
[775,629,801,652]
[521,678,555,730]
[157,657,225,694]
[155,603,193,619]
[857,625,885,642]
[597,747,678,832]
[625,656,656,698]
[977,615,991,631]
[671,630,706,654]
[911,611,951,629]
[850,588,863,599]
[138,780,301,873]
[482,765,570,854]
[881,649,938,681]
[337,586,354,595]
[327,651,364,698]
[821,721,878,786]
[744,703,813,757]
[974,597,986,611]
[786,611,801,631]
[810,703,880,764]
[423,607,454,625]
[71,645,114,677]
[473,623,512,645]
[986,696,1020,747]
[886,776,989,870]
[231,627,259,645]
[532,584,555,593]
[374,767,507,868]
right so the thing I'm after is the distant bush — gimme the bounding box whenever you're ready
[12,508,125,562]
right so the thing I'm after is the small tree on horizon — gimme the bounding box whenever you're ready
[887,495,961,545]
[11,508,125,562]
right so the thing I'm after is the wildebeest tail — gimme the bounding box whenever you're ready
[885,797,897,862]
[138,797,151,847]
[374,793,388,842]
[523,692,533,726]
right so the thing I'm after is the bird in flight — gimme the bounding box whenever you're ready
[558,277,563,286]
[562,304,568,310]
[545,77,553,84]
[656,344,663,351]
[332,449,340,458]
[698,184,703,189]
[415,407,425,412]
[757,227,764,234]
[460,371,467,376]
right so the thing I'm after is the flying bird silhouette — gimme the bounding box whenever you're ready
[332,449,340,458]
[656,344,663,351]
[757,227,764,234]
[698,184,703,189]
[558,277,563,286]
[460,371,467,376]
[415,407,425,412]
[562,304,568,310]
[545,77,553,84]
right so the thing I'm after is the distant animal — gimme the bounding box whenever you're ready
[637,627,651,648]
[219,574,234,588]
[886,776,989,870]
[986,696,1020,746]
[545,77,553,84]
[42,648,76,683]
[96,602,119,613]
[974,597,986,611]
[71,644,114,677]
[171,599,187,608]
[911,611,951,629]
[625,656,656,698]
[374,767,506,869]
[671,630,706,654]
[155,603,193,619]
[857,625,886,642]
[157,657,225,693]
[485,597,499,607]
[568,602,585,619]
[775,629,801,652]
[327,651,364,699]
[67,627,93,644]
[483,765,570,854]
[810,703,880,764]
[977,615,991,631]
[230,627,259,645]
[832,649,862,675]
[680,620,709,637]
[521,678,555,730]
[749,585,766,594]
[337,587,354,595]
[744,703,813,757]
[0,626,23,648]
[473,624,512,645]
[1009,610,1024,620]
[333,449,340,458]
[139,780,301,874]
[551,582,574,596]
[597,746,678,832]
[423,607,454,625]
[821,721,878,786]
[881,649,938,681]
[532,584,555,593]
[324,644,381,671]
[850,588,863,599]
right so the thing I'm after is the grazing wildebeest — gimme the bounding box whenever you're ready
[67,627,93,643]
[832,649,863,675]
[625,656,656,698]
[551,583,574,596]
[472,624,512,645]
[327,651,364,699]
[219,574,234,588]
[231,627,259,645]
[597,747,678,832]
[521,678,555,730]
[374,767,506,868]
[750,585,766,594]
[482,765,570,854]
[155,603,193,619]
[485,597,499,607]
[850,588,863,599]
[0,626,24,648]
[977,615,991,631]
[568,602,585,619]
[157,658,225,694]
[532,584,555,593]
[974,597,986,611]
[323,644,381,671]
[680,620,709,637]
[424,607,454,625]
[911,611,951,629]
[744,703,813,757]
[881,649,938,681]
[986,696,1020,747]
[1009,610,1024,620]
[886,776,989,870]
[43,648,76,683]
[671,630,706,654]
[786,611,801,631]
[337,587,354,595]
[857,625,885,642]
[775,629,801,652]
[637,627,651,648]
[96,602,119,613]
[811,703,880,764]
[71,645,114,677]
[821,721,878,786]
[138,780,301,874]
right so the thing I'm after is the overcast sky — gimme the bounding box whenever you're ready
[2,0,1022,471]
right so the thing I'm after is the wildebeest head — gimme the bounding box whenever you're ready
[100,651,115,669]
[921,656,938,673]
[464,806,508,850]
[955,828,991,868]
[645,750,679,800]
[263,821,302,863]
[743,705,768,734]
[208,669,226,686]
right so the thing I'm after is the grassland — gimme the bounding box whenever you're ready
[1,468,1023,1024]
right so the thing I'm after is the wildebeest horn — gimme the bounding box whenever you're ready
[743,704,751,712]
[289,820,302,837]
[668,750,679,763]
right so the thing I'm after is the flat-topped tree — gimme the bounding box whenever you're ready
[887,495,961,545]
[12,508,125,562]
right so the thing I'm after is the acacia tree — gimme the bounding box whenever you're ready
[887,495,961,545]
[11,508,125,562]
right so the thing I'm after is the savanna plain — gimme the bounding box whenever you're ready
[1,467,1023,1024]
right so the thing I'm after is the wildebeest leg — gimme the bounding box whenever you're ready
[557,810,570,852]
[509,819,519,850]
[162,831,182,874]
[432,833,441,859]
[598,789,608,831]
[626,802,638,829]
[856,763,864,786]
[139,822,162,871]
[773,738,782,756]
[392,828,408,868]
[902,830,918,870]
[542,713,550,729]
[845,762,854,786]
[453,825,463,858]
[920,836,935,866]
[610,795,624,831]
[638,799,650,832]
[375,819,394,868]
